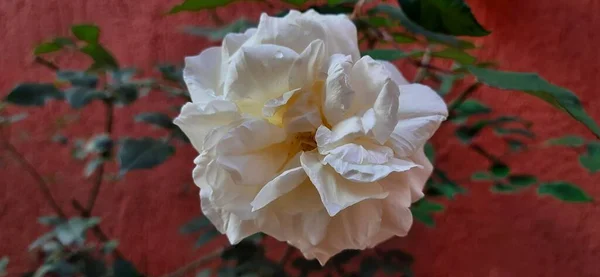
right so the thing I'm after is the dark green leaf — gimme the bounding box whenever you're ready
[5,83,63,106]
[424,142,435,164]
[410,199,444,227]
[114,84,139,105]
[392,33,417,43]
[71,24,100,43]
[113,259,141,277]
[493,127,535,138]
[180,216,211,234]
[168,0,236,14]
[508,175,537,187]
[491,182,518,193]
[221,241,261,263]
[0,257,8,277]
[157,64,184,84]
[102,240,119,254]
[86,134,113,153]
[292,258,322,273]
[471,171,492,181]
[109,68,138,85]
[468,66,600,138]
[579,141,600,173]
[64,87,105,109]
[34,37,74,55]
[80,43,119,70]
[38,216,65,226]
[371,4,475,48]
[362,49,423,61]
[490,163,510,178]
[55,217,100,245]
[359,257,379,277]
[80,254,107,277]
[328,0,347,5]
[538,182,593,202]
[117,137,175,176]
[184,19,256,41]
[426,182,465,199]
[505,139,526,152]
[432,48,477,64]
[331,250,361,265]
[455,99,490,115]
[437,74,459,96]
[545,135,585,147]
[57,71,99,88]
[283,0,307,5]
[454,125,480,143]
[398,0,490,36]
[366,16,393,27]
[135,112,175,129]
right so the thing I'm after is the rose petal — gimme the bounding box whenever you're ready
[184,47,222,103]
[303,10,360,61]
[250,153,307,211]
[381,61,409,85]
[324,54,355,125]
[316,116,365,154]
[300,151,388,216]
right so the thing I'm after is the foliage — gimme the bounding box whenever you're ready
[1,0,597,277]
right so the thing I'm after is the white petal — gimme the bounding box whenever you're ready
[280,89,323,133]
[289,39,326,90]
[173,100,240,151]
[381,61,409,85]
[371,80,400,143]
[379,147,433,204]
[300,151,388,216]
[302,10,360,61]
[216,118,287,155]
[316,116,365,154]
[262,88,300,117]
[348,56,390,115]
[245,12,327,56]
[322,143,420,183]
[388,84,448,157]
[250,154,307,211]
[220,28,257,83]
[200,188,259,244]
[223,44,298,102]
[184,47,222,103]
[324,54,355,125]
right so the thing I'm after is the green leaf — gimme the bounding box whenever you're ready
[362,49,423,61]
[71,24,100,43]
[392,33,417,43]
[493,127,535,139]
[135,112,175,129]
[328,0,347,5]
[437,74,459,96]
[117,137,175,176]
[196,270,211,277]
[455,99,490,116]
[102,240,119,254]
[57,71,99,88]
[538,182,593,203]
[84,158,104,177]
[468,66,600,138]
[5,83,63,106]
[157,64,184,84]
[283,0,307,5]
[113,259,141,277]
[34,37,74,55]
[55,217,100,245]
[195,228,221,248]
[545,135,585,147]
[491,182,518,193]
[38,216,65,226]
[0,256,8,277]
[80,43,119,70]
[410,199,444,227]
[372,4,475,49]
[64,87,105,109]
[114,84,139,105]
[471,171,492,181]
[366,16,393,27]
[424,142,435,164]
[490,163,510,178]
[397,0,490,36]
[180,216,211,234]
[579,141,600,173]
[432,48,477,64]
[427,182,465,199]
[508,175,537,187]
[168,0,236,14]
[184,19,256,41]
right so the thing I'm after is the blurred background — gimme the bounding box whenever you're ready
[1,0,599,276]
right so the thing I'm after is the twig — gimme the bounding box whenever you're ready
[279,245,294,266]
[34,57,60,72]
[447,82,482,118]
[71,200,125,259]
[412,47,431,83]
[469,143,499,163]
[350,0,367,20]
[160,248,225,277]
[85,99,114,214]
[2,141,66,217]
[209,9,224,25]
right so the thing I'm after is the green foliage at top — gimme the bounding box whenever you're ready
[398,0,490,36]
[168,0,236,13]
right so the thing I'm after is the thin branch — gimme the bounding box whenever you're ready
[2,140,66,218]
[160,248,225,277]
[350,0,367,20]
[71,200,124,259]
[413,47,431,83]
[447,82,482,118]
[34,56,60,72]
[469,143,499,163]
[209,9,224,25]
[85,99,114,214]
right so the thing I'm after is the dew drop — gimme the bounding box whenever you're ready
[275,51,284,59]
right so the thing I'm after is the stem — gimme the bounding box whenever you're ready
[209,9,224,25]
[412,47,431,83]
[161,248,224,277]
[350,0,367,20]
[34,56,60,72]
[447,82,482,114]
[2,141,66,218]
[72,200,124,259]
[85,100,114,214]
[279,245,294,266]
[469,143,499,163]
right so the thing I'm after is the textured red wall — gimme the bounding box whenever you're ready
[1,0,599,276]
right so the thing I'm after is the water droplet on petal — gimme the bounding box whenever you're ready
[275,51,284,59]
[340,104,346,110]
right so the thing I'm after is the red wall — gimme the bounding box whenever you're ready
[1,0,599,276]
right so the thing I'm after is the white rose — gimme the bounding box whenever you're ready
[174,10,448,264]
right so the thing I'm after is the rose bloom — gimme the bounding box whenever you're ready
[175,10,447,264]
